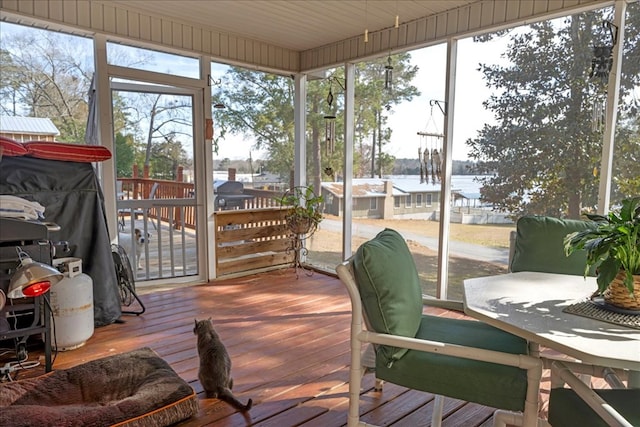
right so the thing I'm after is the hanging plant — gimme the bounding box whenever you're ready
[277,186,324,236]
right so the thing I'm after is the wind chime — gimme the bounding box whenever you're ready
[324,82,336,155]
[384,53,394,92]
[589,20,618,133]
[417,102,444,185]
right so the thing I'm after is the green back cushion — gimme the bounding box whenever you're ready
[352,228,423,365]
[510,216,596,276]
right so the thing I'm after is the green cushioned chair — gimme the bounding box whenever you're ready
[336,228,543,427]
[510,215,596,275]
[549,361,640,427]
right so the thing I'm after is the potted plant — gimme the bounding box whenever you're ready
[277,186,324,236]
[564,197,640,311]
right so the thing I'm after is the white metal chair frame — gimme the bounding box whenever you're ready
[336,260,544,427]
[550,361,635,427]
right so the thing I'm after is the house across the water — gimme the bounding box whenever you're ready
[321,178,512,224]
[321,178,443,220]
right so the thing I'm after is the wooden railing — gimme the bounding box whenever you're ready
[117,178,294,277]
[118,178,192,229]
[118,178,284,230]
[243,188,283,209]
[215,208,294,276]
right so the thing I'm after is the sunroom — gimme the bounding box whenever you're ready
[0,0,638,426]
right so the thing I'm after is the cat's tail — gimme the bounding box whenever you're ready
[219,388,253,412]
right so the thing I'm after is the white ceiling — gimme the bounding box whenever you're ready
[1,0,611,72]
[110,0,476,52]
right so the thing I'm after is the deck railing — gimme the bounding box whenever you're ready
[117,178,292,279]
[118,178,283,230]
[215,207,294,276]
[119,178,194,229]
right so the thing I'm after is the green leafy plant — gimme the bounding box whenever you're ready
[564,197,640,294]
[277,186,324,234]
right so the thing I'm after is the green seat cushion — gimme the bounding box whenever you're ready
[376,315,530,411]
[510,216,596,276]
[353,228,423,365]
[549,388,640,427]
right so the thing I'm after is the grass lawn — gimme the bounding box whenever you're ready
[307,217,515,301]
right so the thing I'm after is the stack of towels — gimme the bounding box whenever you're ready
[0,195,45,220]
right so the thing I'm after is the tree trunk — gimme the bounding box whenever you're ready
[144,96,161,168]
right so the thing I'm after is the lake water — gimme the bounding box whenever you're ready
[390,175,486,194]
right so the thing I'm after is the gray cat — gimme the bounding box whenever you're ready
[193,318,253,411]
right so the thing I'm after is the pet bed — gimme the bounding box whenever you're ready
[0,347,199,427]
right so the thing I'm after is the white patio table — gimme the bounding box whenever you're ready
[463,271,640,387]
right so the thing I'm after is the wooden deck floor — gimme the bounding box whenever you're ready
[17,269,567,426]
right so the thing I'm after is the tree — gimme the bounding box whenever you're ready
[214,69,295,179]
[353,53,420,177]
[467,7,640,219]
[214,54,419,194]
[0,28,93,141]
[614,115,640,196]
[150,135,191,180]
[114,132,136,177]
[0,49,22,115]
[1,24,192,181]
[117,91,193,178]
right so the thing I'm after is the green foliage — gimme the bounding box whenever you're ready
[149,135,190,180]
[214,69,295,177]
[352,54,420,177]
[0,27,93,142]
[114,132,135,177]
[277,186,324,233]
[613,116,640,197]
[214,53,420,182]
[564,197,640,294]
[467,8,640,219]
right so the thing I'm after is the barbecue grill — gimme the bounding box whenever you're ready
[0,217,60,371]
[214,180,255,211]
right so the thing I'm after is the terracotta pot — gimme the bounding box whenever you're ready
[603,271,640,311]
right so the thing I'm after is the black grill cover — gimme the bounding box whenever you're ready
[0,156,121,326]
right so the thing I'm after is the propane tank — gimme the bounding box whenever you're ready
[50,258,94,351]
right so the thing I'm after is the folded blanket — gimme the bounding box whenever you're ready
[0,195,45,220]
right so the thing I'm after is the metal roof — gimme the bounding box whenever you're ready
[0,116,60,136]
[323,178,441,198]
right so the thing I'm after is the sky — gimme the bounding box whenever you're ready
[386,40,501,161]
[214,37,510,162]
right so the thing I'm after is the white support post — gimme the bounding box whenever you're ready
[342,63,355,259]
[293,74,307,188]
[93,34,118,240]
[597,0,626,214]
[200,56,216,280]
[436,39,458,299]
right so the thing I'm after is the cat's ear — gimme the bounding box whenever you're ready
[194,319,198,327]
